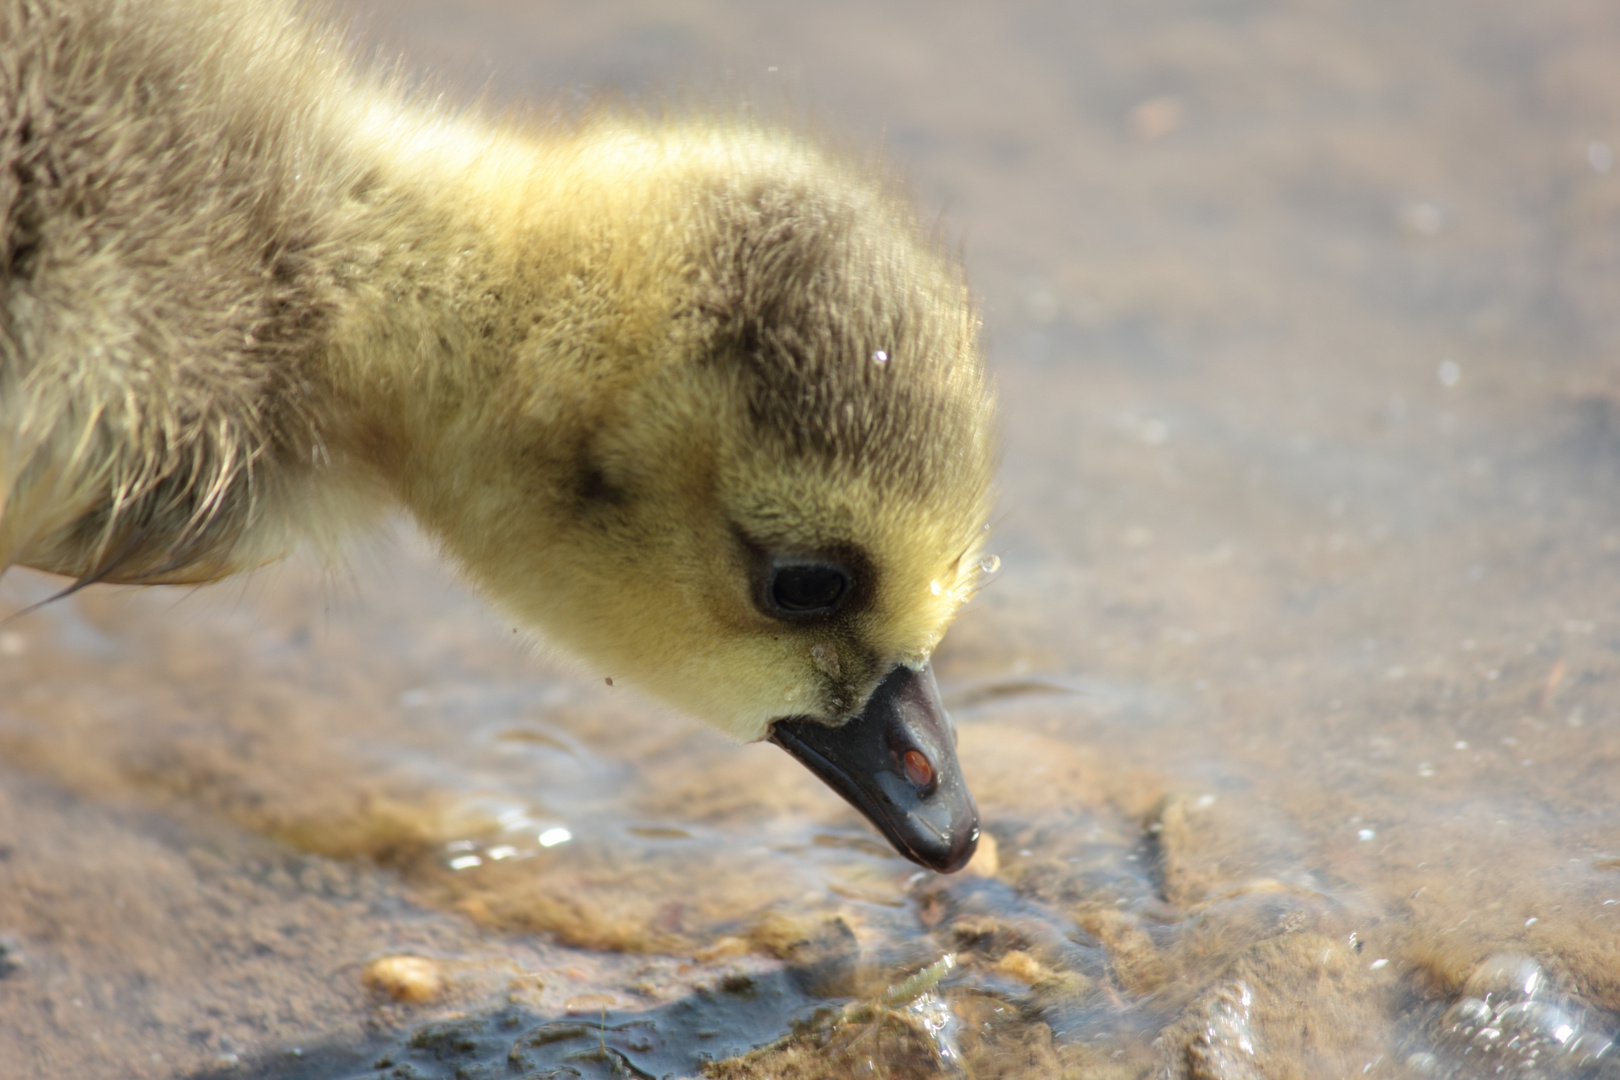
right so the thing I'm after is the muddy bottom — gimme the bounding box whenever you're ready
[7,0,1620,1077]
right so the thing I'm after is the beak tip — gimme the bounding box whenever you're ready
[922,821,980,874]
[771,661,981,874]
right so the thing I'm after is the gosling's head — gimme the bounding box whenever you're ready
[435,130,997,871]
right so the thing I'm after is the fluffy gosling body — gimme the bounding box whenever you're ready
[0,0,997,868]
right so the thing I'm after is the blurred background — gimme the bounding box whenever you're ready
[5,1,1620,1077]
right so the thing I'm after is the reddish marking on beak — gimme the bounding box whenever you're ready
[903,749,934,788]
[770,662,978,872]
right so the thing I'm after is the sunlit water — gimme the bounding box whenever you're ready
[7,0,1620,1077]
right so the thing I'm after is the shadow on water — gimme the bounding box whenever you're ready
[205,973,823,1080]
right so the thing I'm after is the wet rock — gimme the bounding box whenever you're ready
[362,955,446,1004]
[750,914,861,998]
[1186,981,1264,1080]
[1159,935,1389,1080]
[993,949,1050,986]
[1073,903,1171,995]
[706,1013,957,1080]
[1148,793,1318,914]
[406,1016,484,1059]
[972,947,1085,1006]
[709,964,971,1080]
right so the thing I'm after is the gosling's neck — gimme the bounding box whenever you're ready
[307,118,700,584]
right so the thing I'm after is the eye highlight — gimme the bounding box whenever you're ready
[766,560,852,618]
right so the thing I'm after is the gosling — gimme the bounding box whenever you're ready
[0,0,997,871]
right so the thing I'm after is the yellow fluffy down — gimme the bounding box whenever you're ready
[0,0,997,741]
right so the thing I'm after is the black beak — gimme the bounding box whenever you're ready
[769,662,979,873]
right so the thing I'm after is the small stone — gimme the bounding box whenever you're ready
[362,955,445,1004]
[694,935,752,963]
[992,949,1050,985]
[961,830,999,877]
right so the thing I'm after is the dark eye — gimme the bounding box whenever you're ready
[768,561,851,617]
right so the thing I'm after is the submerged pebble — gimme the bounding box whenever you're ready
[961,830,999,877]
[363,955,446,1004]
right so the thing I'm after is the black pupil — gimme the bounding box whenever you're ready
[771,564,848,613]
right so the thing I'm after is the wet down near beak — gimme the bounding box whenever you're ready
[769,662,979,873]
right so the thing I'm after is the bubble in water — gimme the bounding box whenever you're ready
[538,827,572,847]
[1442,997,1493,1030]
[979,554,1001,576]
[1406,1051,1441,1075]
[903,991,963,1072]
[1462,953,1543,1000]
[871,350,889,364]
[1420,953,1617,1077]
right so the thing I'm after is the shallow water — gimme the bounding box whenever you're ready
[6,0,1620,1077]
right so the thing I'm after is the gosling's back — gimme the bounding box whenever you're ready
[1,0,432,581]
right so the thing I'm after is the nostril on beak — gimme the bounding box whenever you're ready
[902,749,935,790]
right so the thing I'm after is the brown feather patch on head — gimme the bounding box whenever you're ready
[691,172,992,509]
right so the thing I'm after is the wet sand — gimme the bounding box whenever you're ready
[5,0,1620,1076]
